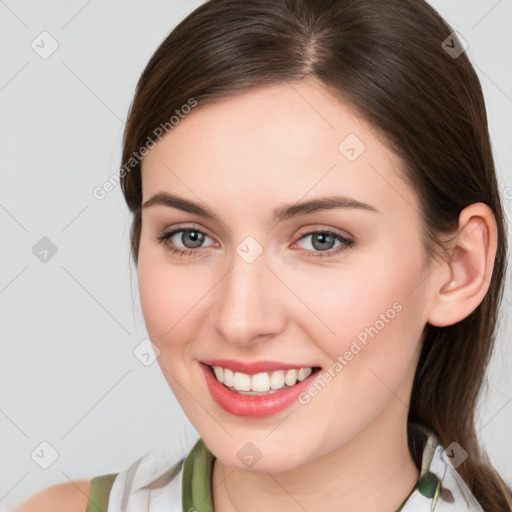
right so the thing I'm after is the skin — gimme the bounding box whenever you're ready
[14,480,90,512]
[132,77,497,512]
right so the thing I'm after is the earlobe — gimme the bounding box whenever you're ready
[427,203,498,328]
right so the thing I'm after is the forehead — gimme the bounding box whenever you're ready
[140,79,420,221]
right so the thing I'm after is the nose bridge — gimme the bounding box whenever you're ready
[213,237,283,345]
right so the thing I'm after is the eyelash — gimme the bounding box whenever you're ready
[155,227,355,259]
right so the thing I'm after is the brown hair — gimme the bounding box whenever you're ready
[119,0,511,509]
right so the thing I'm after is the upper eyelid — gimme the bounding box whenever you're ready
[164,224,217,243]
[296,226,352,239]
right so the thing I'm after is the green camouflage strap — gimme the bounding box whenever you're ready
[86,473,118,512]
[182,438,216,512]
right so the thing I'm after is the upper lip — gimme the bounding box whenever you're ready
[201,359,320,375]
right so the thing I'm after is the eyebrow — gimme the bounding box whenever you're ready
[142,191,380,223]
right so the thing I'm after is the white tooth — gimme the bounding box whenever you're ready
[270,370,285,389]
[297,367,312,381]
[251,372,271,392]
[284,369,298,386]
[223,368,235,387]
[213,366,224,384]
[233,372,251,391]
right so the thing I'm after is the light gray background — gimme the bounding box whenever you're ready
[1,1,511,509]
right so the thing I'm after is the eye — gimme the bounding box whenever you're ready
[293,229,355,259]
[156,227,215,258]
[155,226,355,259]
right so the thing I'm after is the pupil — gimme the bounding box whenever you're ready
[183,230,204,248]
[313,233,334,251]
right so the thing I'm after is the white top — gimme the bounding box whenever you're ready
[104,425,485,511]
[108,451,185,512]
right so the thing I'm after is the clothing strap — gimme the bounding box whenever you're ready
[86,473,118,512]
[182,438,216,512]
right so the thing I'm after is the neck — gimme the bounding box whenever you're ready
[212,410,420,512]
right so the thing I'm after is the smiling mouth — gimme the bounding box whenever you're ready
[207,364,322,396]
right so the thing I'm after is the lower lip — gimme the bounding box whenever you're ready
[200,363,321,418]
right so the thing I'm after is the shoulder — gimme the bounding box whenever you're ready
[14,480,90,512]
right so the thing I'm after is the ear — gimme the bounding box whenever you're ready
[427,202,498,327]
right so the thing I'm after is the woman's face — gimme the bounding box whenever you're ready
[138,78,433,471]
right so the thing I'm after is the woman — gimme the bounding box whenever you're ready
[16,0,512,510]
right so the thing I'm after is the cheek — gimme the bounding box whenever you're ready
[136,249,210,406]
[291,273,425,444]
[292,242,427,378]
[137,246,207,344]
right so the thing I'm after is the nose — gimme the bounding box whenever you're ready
[212,247,286,347]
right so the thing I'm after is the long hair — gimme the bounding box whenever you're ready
[119,0,511,509]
